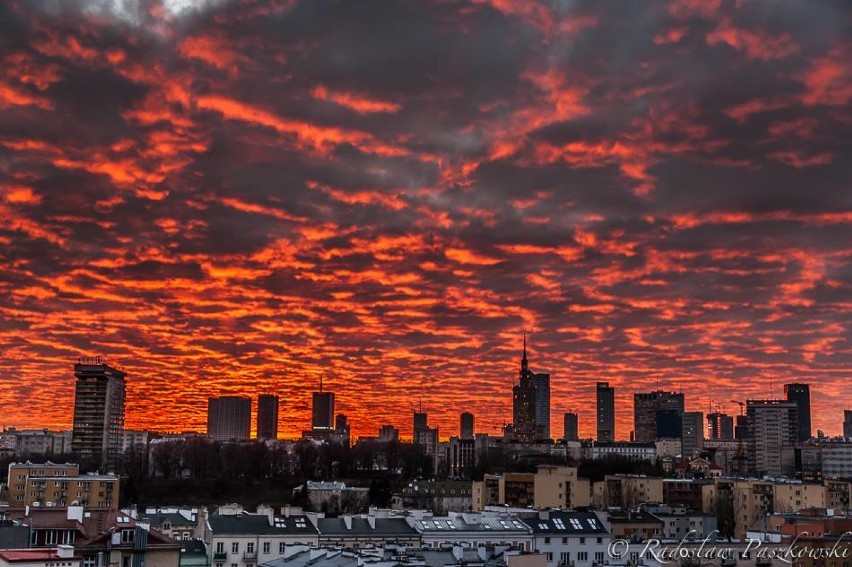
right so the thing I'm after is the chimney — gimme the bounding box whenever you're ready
[343,516,352,530]
[57,546,74,559]
[67,505,84,523]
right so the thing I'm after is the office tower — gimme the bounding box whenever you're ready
[633,391,685,443]
[784,383,812,442]
[746,400,798,477]
[681,412,704,457]
[460,412,475,440]
[335,414,350,446]
[71,357,126,473]
[656,409,682,439]
[532,372,551,441]
[413,411,428,435]
[845,411,852,438]
[312,376,335,431]
[563,412,578,442]
[207,396,251,442]
[379,424,399,442]
[257,394,279,440]
[707,412,734,440]
[596,382,615,441]
[512,337,537,443]
[735,414,749,440]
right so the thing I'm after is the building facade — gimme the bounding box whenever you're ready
[71,358,126,474]
[596,383,615,442]
[207,397,251,442]
[257,395,279,440]
[633,391,684,443]
[784,383,812,442]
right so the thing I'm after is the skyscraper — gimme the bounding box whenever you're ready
[707,412,734,440]
[414,411,428,435]
[746,399,798,477]
[563,412,578,441]
[532,372,551,441]
[460,412,475,440]
[681,412,704,457]
[633,391,685,443]
[784,383,812,442]
[512,336,537,443]
[596,382,615,441]
[312,376,335,431]
[845,410,852,438]
[257,394,279,440]
[71,357,126,473]
[207,396,251,442]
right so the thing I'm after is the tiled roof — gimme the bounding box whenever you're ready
[209,514,318,536]
[317,518,418,537]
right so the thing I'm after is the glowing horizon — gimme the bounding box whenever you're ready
[0,0,850,442]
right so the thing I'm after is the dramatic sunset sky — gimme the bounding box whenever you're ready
[1,0,850,441]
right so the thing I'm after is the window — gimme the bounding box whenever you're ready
[121,530,134,544]
[562,538,567,544]
[216,543,224,553]
[547,554,553,561]
[83,558,95,567]
[279,543,286,554]
[560,553,570,565]
[232,543,239,553]
[596,538,602,544]
[246,543,254,554]
[578,553,588,562]
[545,538,551,544]
[263,543,270,554]
[579,538,585,544]
[46,531,58,545]
[595,553,604,563]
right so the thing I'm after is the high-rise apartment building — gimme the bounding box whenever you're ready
[257,394,279,440]
[633,391,685,443]
[784,383,812,442]
[596,382,615,441]
[746,400,798,477]
[71,357,126,473]
[207,396,251,442]
[563,412,579,442]
[460,412,475,440]
[312,377,335,431]
[413,411,428,435]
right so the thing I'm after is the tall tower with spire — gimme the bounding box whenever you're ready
[312,374,335,431]
[513,334,538,443]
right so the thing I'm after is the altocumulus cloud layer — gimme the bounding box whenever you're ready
[0,0,850,439]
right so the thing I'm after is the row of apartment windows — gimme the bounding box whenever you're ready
[215,542,286,555]
[542,537,604,545]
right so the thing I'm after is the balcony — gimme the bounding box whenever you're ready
[213,553,227,560]
[243,551,257,560]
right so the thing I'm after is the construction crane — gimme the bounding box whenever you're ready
[731,400,745,415]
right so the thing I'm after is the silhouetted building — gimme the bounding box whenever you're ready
[597,382,615,441]
[746,399,798,477]
[707,412,734,440]
[312,376,335,431]
[634,391,684,442]
[257,394,279,440]
[784,383,812,442]
[335,413,350,446]
[71,357,126,473]
[379,424,399,442]
[413,411,428,435]
[681,411,704,457]
[735,414,749,440]
[460,412,474,440]
[533,372,551,441]
[656,409,682,439]
[845,411,852,438]
[512,336,537,443]
[563,412,578,442]
[207,396,251,442]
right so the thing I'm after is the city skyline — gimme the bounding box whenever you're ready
[0,1,850,441]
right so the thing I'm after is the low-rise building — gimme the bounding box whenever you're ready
[139,508,205,541]
[208,509,319,567]
[592,476,663,509]
[0,546,80,567]
[410,512,533,551]
[316,516,420,548]
[400,479,472,513]
[528,510,609,567]
[605,510,663,541]
[6,464,117,509]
